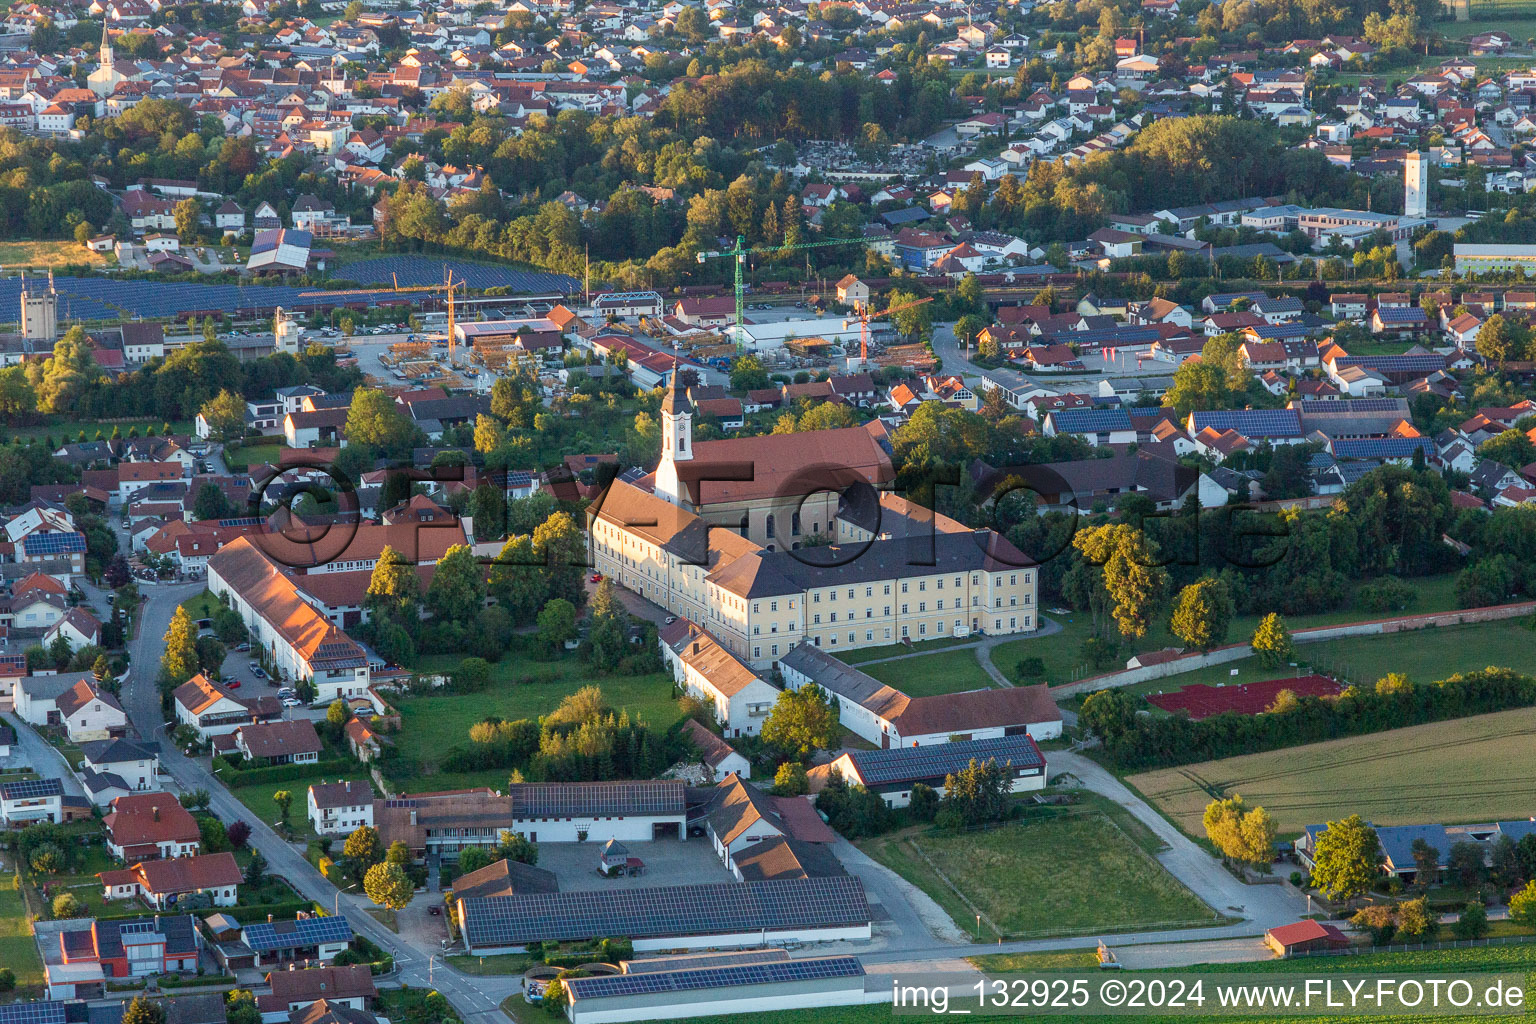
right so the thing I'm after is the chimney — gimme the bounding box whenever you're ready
[692,642,700,655]
[268,914,274,923]
[152,805,160,821]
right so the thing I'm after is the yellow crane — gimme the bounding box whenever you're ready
[843,295,933,367]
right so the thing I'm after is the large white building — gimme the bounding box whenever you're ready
[1405,150,1428,219]
[660,620,780,737]
[1454,244,1536,276]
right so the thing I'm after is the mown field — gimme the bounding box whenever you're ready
[864,648,997,696]
[859,812,1216,941]
[0,240,106,269]
[1128,706,1536,837]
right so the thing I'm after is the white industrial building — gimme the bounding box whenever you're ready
[562,950,880,1024]
[738,316,866,352]
[812,733,1049,808]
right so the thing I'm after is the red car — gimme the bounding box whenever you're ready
[589,573,604,583]
[226,679,241,689]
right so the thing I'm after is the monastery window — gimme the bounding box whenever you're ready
[814,614,822,625]
[865,586,872,598]
[791,512,801,536]
[901,582,908,594]
[918,602,926,612]
[753,647,760,659]
[972,574,980,585]
[1010,574,1018,586]
[766,513,775,539]
[955,576,962,588]
[884,605,890,615]
[918,580,926,592]
[813,592,821,603]
[901,604,908,614]
[865,609,872,619]
[770,601,778,612]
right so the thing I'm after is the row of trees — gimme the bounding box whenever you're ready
[1082,668,1536,770]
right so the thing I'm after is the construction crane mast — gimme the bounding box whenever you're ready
[444,269,461,364]
[843,295,933,369]
[695,234,863,352]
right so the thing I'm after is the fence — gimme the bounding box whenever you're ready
[1285,933,1536,959]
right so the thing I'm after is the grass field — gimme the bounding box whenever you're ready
[1128,705,1536,838]
[222,437,286,472]
[0,240,106,269]
[394,652,681,791]
[863,649,996,696]
[228,770,374,840]
[839,636,977,665]
[859,813,1216,941]
[181,590,221,621]
[0,881,44,997]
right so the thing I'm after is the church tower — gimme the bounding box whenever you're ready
[100,19,112,69]
[652,361,693,506]
[19,270,57,347]
[89,21,125,98]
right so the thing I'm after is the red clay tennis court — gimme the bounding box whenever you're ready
[1145,674,1343,719]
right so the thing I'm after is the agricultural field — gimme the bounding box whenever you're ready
[1127,706,1536,837]
[0,240,106,269]
[858,812,1217,941]
[863,648,996,696]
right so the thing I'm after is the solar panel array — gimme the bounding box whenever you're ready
[623,950,790,974]
[566,957,863,1001]
[1372,307,1429,323]
[0,264,577,323]
[1189,409,1303,438]
[0,1002,67,1024]
[849,734,1045,786]
[461,876,869,948]
[1296,398,1409,414]
[1331,438,1436,459]
[22,532,87,555]
[1335,354,1447,372]
[243,914,353,952]
[1048,408,1133,433]
[0,777,64,800]
[508,781,685,818]
[335,256,579,292]
[217,517,266,528]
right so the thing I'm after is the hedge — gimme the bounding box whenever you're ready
[216,757,359,787]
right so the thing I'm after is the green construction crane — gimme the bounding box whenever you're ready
[695,234,864,351]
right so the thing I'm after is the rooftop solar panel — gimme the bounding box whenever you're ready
[0,1003,67,1024]
[623,950,791,974]
[22,532,87,555]
[1331,438,1436,459]
[1335,354,1447,371]
[242,915,354,952]
[1047,408,1133,433]
[848,735,1045,787]
[1189,409,1303,437]
[0,777,64,800]
[460,877,869,949]
[508,781,685,818]
[566,957,863,1001]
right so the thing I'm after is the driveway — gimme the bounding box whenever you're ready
[1,711,87,798]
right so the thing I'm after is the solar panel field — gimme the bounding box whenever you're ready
[1127,706,1536,837]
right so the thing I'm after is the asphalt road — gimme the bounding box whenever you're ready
[123,580,520,1022]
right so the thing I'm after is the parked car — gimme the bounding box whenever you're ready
[226,680,241,689]
[233,642,251,652]
[281,697,301,708]
[589,573,604,583]
[251,666,267,680]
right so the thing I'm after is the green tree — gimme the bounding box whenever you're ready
[123,1000,165,1024]
[1073,524,1169,640]
[1478,429,1536,471]
[272,789,292,824]
[345,389,416,455]
[174,198,203,243]
[425,544,486,622]
[366,546,420,627]
[496,829,538,865]
[1410,837,1440,889]
[937,757,1011,828]
[1453,900,1490,940]
[772,761,809,796]
[1512,881,1536,929]
[363,861,413,910]
[343,825,384,881]
[761,684,840,758]
[1169,577,1233,651]
[327,699,350,728]
[1395,895,1435,940]
[536,597,578,651]
[159,605,200,685]
[1202,795,1275,867]
[729,354,770,391]
[1251,613,1294,669]
[457,846,494,874]
[192,482,230,521]
[52,892,85,918]
[1310,814,1381,903]
[199,389,246,441]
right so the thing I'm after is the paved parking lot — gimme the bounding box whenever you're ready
[536,838,733,892]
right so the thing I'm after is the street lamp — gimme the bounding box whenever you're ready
[334,882,357,916]
[975,913,982,940]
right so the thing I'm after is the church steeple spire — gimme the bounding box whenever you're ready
[653,357,694,506]
[100,20,112,67]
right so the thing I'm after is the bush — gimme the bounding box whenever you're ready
[1015,656,1045,681]
[0,967,14,992]
[1354,576,1417,614]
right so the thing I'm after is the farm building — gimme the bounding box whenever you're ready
[809,734,1048,807]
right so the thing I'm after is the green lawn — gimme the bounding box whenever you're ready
[227,770,374,840]
[180,590,221,621]
[863,649,996,696]
[988,614,1097,687]
[0,882,45,997]
[394,653,682,791]
[859,813,1217,941]
[446,953,533,976]
[967,949,1102,971]
[222,437,286,472]
[839,636,978,665]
